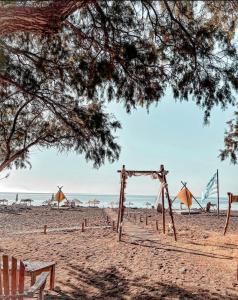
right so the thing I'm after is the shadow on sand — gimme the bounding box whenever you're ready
[45,265,237,300]
[121,234,234,261]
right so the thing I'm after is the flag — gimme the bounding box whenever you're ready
[202,172,218,201]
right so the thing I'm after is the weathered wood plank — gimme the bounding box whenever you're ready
[18,261,25,300]
[2,256,9,296]
[11,257,17,296]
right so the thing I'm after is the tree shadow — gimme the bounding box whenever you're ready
[121,234,234,260]
[45,264,238,299]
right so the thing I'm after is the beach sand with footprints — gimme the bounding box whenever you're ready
[0,205,238,299]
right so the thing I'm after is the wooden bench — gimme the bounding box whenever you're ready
[0,255,49,299]
[24,261,56,290]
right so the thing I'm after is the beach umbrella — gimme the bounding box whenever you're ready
[146,202,151,209]
[55,186,66,208]
[92,199,100,207]
[71,199,82,207]
[20,198,33,206]
[0,199,8,205]
[72,198,82,203]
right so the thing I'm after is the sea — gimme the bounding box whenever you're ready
[0,193,236,210]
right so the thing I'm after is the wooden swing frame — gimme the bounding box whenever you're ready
[116,164,177,242]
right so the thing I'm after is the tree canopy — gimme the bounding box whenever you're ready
[1,0,238,171]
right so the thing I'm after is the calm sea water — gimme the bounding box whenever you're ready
[0,192,235,210]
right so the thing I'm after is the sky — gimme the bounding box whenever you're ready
[0,93,237,197]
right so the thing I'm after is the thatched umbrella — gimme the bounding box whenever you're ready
[20,198,33,206]
[71,199,83,207]
[92,199,100,207]
[0,199,8,205]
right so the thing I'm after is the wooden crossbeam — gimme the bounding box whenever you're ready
[117,170,163,174]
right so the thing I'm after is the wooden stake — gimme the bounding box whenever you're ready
[112,221,115,231]
[82,222,85,232]
[146,215,148,225]
[84,218,87,227]
[134,214,136,223]
[237,261,238,281]
[106,215,109,224]
[43,225,47,234]
[156,220,159,231]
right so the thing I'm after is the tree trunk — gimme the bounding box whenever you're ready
[0,0,95,36]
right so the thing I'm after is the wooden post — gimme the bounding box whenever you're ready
[106,215,109,224]
[84,218,87,227]
[134,214,136,223]
[44,225,47,234]
[118,165,126,241]
[146,215,148,225]
[112,221,115,231]
[217,169,220,218]
[161,185,165,234]
[117,165,125,232]
[237,261,238,281]
[224,193,232,235]
[140,214,143,222]
[161,164,177,241]
[82,222,85,232]
[156,220,159,231]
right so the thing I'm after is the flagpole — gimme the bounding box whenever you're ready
[217,169,220,218]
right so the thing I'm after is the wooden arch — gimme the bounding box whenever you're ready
[116,164,177,242]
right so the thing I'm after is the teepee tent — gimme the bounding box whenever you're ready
[172,181,204,212]
[177,188,193,208]
[55,186,66,209]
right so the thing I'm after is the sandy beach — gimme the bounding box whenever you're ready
[0,205,238,299]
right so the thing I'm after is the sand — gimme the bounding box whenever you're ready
[0,205,238,299]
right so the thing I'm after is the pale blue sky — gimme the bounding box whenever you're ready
[1,93,237,197]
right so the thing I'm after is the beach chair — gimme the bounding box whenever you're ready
[224,193,238,235]
[0,255,49,299]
